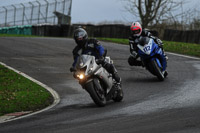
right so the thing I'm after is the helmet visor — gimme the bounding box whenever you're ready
[74,31,86,46]
[131,29,141,35]
[75,31,85,39]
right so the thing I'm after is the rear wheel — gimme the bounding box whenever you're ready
[151,60,164,81]
[85,78,106,107]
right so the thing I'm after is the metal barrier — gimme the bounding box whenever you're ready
[0,25,32,35]
[0,0,72,27]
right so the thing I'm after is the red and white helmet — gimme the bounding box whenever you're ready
[130,22,142,37]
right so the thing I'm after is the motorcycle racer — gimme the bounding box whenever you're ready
[128,22,168,76]
[70,27,121,85]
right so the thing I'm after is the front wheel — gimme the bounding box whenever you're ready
[151,59,164,81]
[85,78,106,107]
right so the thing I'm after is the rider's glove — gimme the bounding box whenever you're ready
[70,67,76,72]
[156,38,163,47]
[96,57,104,64]
[147,32,152,37]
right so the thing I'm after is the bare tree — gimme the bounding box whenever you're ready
[123,0,185,28]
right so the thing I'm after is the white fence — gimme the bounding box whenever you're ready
[0,0,72,27]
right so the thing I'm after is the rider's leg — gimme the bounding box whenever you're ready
[160,52,168,77]
[157,43,168,61]
[102,62,121,84]
[128,55,142,66]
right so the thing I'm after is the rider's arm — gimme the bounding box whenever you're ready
[129,38,135,53]
[129,37,139,58]
[142,30,152,37]
[72,45,81,60]
[72,45,81,67]
[93,40,105,57]
[149,35,163,47]
[143,29,160,44]
[143,29,163,46]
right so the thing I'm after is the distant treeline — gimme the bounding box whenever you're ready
[1,24,200,44]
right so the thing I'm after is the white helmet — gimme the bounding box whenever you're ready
[130,22,142,37]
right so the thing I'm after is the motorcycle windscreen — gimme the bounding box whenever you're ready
[137,38,153,55]
[138,39,161,57]
[76,55,92,69]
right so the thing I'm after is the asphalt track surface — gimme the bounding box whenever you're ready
[0,37,200,133]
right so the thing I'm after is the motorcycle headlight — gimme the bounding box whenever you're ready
[77,74,85,80]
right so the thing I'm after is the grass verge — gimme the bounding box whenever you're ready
[98,38,200,58]
[0,64,53,116]
[0,34,39,37]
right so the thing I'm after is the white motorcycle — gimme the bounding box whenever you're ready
[72,54,123,107]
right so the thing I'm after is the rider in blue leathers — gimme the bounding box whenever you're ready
[128,22,168,76]
[70,28,121,85]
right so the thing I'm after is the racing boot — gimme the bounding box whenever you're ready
[164,70,168,77]
[163,50,168,61]
[157,39,168,61]
[104,63,122,88]
[162,70,168,78]
[159,45,168,61]
[113,72,122,90]
[165,54,168,61]
[113,72,121,84]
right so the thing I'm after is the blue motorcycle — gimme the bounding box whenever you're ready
[129,36,167,81]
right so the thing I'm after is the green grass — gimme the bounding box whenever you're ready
[163,41,200,57]
[98,38,129,45]
[0,34,39,37]
[0,64,53,116]
[98,38,200,58]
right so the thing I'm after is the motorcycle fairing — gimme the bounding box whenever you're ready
[154,58,162,69]
[76,54,113,91]
[76,54,96,75]
[137,39,162,59]
[137,38,153,55]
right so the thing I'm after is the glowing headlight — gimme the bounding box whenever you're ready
[79,74,84,79]
[77,74,84,79]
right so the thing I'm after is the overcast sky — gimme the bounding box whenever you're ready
[0,0,199,24]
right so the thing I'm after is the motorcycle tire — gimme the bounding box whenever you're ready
[151,59,164,81]
[85,78,106,107]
